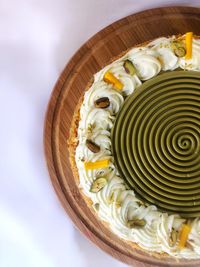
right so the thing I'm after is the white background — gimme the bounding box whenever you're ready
[0,1,200,267]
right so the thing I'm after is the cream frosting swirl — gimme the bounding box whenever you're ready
[127,48,162,80]
[148,37,179,71]
[75,35,200,258]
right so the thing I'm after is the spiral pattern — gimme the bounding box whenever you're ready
[111,71,200,218]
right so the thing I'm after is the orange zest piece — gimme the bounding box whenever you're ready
[103,71,123,90]
[185,32,193,59]
[84,159,109,170]
[178,224,191,249]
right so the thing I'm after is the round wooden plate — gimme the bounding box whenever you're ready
[44,6,200,267]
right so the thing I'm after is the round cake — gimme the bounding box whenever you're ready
[68,33,200,259]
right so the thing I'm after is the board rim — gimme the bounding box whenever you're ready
[44,6,200,267]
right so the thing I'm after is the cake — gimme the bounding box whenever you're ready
[68,33,200,259]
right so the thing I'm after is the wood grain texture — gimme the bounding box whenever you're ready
[44,7,200,267]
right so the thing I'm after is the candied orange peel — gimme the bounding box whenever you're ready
[178,224,192,249]
[103,71,123,90]
[84,159,109,170]
[185,32,193,59]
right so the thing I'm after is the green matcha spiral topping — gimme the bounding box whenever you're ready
[112,71,200,218]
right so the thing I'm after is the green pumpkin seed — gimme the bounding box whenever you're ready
[174,47,186,57]
[169,228,178,247]
[171,40,186,57]
[127,218,146,228]
[90,178,107,193]
[123,60,136,75]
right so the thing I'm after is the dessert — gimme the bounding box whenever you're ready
[68,33,200,258]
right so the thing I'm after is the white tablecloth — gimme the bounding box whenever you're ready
[1,1,199,266]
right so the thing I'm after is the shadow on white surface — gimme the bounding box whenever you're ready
[73,227,127,267]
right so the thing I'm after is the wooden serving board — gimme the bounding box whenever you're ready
[44,7,200,267]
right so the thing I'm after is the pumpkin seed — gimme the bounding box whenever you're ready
[123,59,136,75]
[90,177,107,193]
[94,97,110,108]
[171,40,186,57]
[174,47,186,57]
[127,218,146,228]
[86,139,100,153]
[169,228,178,247]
